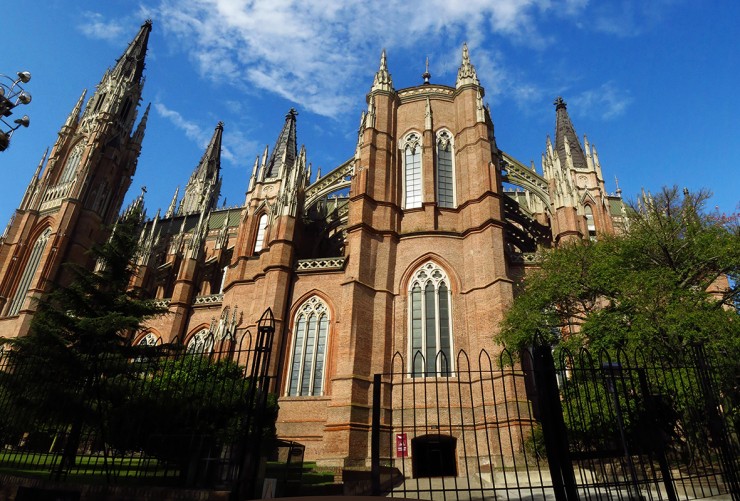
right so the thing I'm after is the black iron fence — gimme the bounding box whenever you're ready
[0,309,277,497]
[371,344,739,501]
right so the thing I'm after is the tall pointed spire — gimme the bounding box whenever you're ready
[164,186,179,218]
[179,122,223,215]
[132,102,151,146]
[264,109,298,179]
[111,19,152,83]
[81,20,151,127]
[123,186,147,220]
[64,89,87,129]
[371,49,394,93]
[456,43,480,88]
[553,97,588,171]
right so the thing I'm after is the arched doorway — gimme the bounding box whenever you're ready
[411,434,457,478]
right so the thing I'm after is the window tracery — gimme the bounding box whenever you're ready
[408,261,453,377]
[287,296,329,396]
[436,130,455,208]
[402,132,422,209]
[7,228,52,317]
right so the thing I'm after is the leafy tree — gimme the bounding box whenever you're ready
[500,186,739,357]
[105,354,278,477]
[500,187,739,457]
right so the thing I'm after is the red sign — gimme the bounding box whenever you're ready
[396,433,408,457]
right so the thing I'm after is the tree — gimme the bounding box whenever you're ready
[0,207,166,467]
[499,186,739,357]
[104,354,278,480]
[499,187,740,457]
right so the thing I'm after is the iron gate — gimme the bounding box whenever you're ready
[371,344,739,500]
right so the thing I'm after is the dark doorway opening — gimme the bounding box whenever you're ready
[411,434,457,478]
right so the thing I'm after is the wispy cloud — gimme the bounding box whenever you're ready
[153,102,256,165]
[78,11,127,43]
[151,0,590,118]
[570,82,633,120]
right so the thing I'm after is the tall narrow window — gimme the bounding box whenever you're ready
[254,214,268,252]
[408,262,453,377]
[59,144,84,184]
[7,228,51,316]
[436,130,455,208]
[584,205,597,241]
[287,296,330,396]
[403,132,422,209]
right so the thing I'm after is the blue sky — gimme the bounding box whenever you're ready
[1,0,738,225]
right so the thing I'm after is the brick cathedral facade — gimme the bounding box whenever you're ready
[0,23,626,467]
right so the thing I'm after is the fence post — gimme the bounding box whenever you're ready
[231,309,276,501]
[371,373,381,496]
[693,344,740,501]
[532,345,579,501]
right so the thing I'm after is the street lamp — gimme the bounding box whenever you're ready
[0,71,32,152]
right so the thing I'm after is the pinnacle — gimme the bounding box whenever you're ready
[371,49,394,92]
[456,42,479,88]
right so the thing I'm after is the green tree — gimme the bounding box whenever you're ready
[500,187,740,456]
[105,354,278,477]
[0,207,165,466]
[500,187,739,356]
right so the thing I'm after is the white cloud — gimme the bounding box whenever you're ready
[570,82,633,120]
[153,102,255,165]
[152,0,589,118]
[78,12,127,43]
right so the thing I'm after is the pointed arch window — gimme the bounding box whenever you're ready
[408,262,453,377]
[187,329,214,354]
[254,213,268,253]
[287,296,330,396]
[584,205,596,241]
[138,332,159,346]
[403,132,422,209]
[7,228,52,317]
[59,143,84,185]
[436,130,455,208]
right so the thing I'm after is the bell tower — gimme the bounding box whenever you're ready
[0,21,152,336]
[542,97,615,243]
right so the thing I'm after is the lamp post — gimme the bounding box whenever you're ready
[0,71,32,152]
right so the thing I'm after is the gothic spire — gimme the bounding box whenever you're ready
[179,122,223,215]
[553,97,588,171]
[371,49,394,92]
[264,109,298,179]
[81,20,152,127]
[456,43,480,88]
[164,186,179,218]
[64,89,87,129]
[123,186,147,220]
[111,19,152,83]
[132,102,151,146]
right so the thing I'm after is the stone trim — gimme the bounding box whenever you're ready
[295,257,347,272]
[194,293,224,305]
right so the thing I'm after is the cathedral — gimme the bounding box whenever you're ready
[0,22,626,467]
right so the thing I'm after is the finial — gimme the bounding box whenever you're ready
[554,96,567,109]
[456,42,479,88]
[216,121,224,129]
[422,56,431,84]
[371,49,394,92]
[286,108,298,119]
